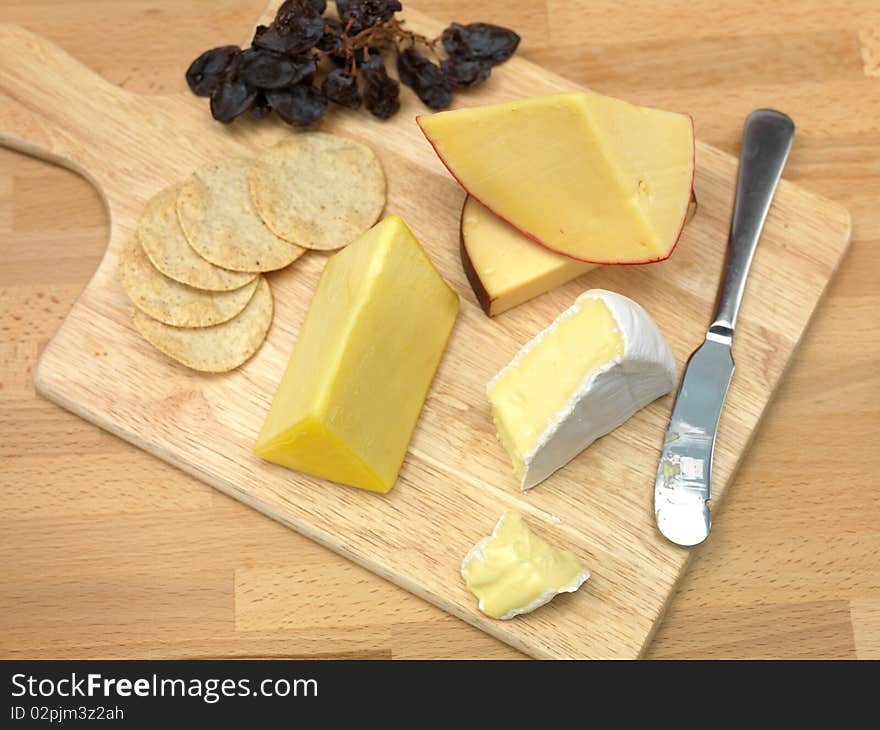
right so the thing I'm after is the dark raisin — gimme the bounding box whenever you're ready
[360,55,400,119]
[267,84,327,125]
[238,48,316,89]
[210,80,257,123]
[337,0,402,34]
[441,23,520,65]
[294,53,319,83]
[276,0,326,18]
[254,14,325,55]
[251,23,285,53]
[250,91,272,119]
[316,17,344,52]
[331,45,377,67]
[185,45,241,97]
[394,47,424,86]
[440,57,491,88]
[251,25,268,46]
[396,48,452,110]
[321,68,361,109]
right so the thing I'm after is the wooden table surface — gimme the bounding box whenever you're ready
[1,0,877,660]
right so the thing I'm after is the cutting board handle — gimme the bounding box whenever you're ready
[0,24,136,177]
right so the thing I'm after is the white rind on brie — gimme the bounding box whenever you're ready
[489,289,677,490]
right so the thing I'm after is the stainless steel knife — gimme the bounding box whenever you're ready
[654,109,795,547]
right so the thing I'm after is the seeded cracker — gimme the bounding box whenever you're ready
[119,234,258,328]
[177,158,304,272]
[137,186,256,291]
[249,133,386,250]
[132,277,273,373]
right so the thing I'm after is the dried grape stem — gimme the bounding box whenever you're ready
[323,17,441,67]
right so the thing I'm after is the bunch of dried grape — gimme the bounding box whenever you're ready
[185,0,519,125]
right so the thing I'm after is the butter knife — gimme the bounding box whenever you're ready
[654,109,795,547]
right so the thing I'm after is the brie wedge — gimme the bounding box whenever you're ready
[461,511,590,620]
[487,289,677,489]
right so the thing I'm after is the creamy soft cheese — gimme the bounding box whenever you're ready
[487,289,677,490]
[461,511,590,620]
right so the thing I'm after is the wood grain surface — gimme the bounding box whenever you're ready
[0,0,876,660]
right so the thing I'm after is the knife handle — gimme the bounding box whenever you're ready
[710,109,795,340]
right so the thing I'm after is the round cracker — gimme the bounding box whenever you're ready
[132,277,273,373]
[176,157,304,272]
[249,133,386,250]
[119,234,258,328]
[138,186,256,291]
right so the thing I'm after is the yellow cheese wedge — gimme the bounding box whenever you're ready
[487,289,677,489]
[419,91,695,264]
[461,511,590,620]
[461,194,698,317]
[254,214,459,493]
[460,196,598,316]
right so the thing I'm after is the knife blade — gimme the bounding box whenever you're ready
[655,109,795,547]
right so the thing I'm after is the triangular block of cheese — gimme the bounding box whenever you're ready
[254,215,459,493]
[487,289,677,489]
[419,91,695,265]
[460,196,598,316]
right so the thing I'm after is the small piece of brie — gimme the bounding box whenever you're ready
[487,289,677,489]
[461,511,590,620]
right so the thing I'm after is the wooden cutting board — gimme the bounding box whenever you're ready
[0,2,851,659]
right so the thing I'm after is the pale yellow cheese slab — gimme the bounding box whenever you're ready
[419,91,694,264]
[460,196,598,316]
[253,214,459,493]
[460,194,696,317]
